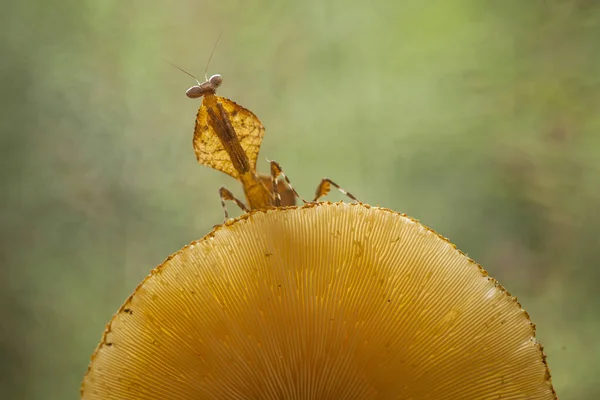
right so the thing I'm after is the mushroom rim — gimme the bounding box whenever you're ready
[81,200,557,398]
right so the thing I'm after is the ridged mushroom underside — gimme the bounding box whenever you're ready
[82,202,556,399]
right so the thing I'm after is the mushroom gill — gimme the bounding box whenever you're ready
[81,202,556,399]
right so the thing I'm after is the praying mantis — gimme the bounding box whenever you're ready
[184,72,357,220]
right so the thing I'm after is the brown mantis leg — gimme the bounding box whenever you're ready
[219,186,249,221]
[267,159,308,205]
[313,178,358,203]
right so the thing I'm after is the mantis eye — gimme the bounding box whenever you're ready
[208,74,222,88]
[185,85,205,99]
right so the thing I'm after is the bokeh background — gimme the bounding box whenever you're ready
[2,0,599,398]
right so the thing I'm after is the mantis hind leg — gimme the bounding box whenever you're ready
[313,178,358,203]
[267,159,307,206]
[218,186,248,222]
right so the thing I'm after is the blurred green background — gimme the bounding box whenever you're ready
[2,0,599,398]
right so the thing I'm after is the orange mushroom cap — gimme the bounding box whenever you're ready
[82,202,556,399]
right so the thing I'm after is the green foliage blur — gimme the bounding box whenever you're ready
[2,0,599,398]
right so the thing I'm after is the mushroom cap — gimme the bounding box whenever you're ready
[82,202,556,399]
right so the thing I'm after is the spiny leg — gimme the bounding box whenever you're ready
[219,186,249,221]
[313,178,358,203]
[267,159,308,205]
[258,175,296,207]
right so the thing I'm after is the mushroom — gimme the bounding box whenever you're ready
[81,202,557,399]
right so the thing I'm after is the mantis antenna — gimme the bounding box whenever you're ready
[161,31,224,85]
[204,31,223,81]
